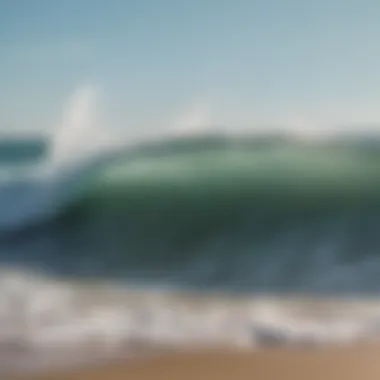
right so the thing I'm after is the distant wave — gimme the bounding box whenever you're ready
[0,136,46,166]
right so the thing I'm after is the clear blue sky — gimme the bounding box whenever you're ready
[1,0,380,135]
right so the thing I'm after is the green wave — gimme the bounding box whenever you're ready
[81,139,380,209]
[42,136,380,291]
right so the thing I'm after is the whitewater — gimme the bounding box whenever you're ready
[3,86,380,373]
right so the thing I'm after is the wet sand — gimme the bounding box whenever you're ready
[10,344,380,380]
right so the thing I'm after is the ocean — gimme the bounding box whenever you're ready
[2,131,380,373]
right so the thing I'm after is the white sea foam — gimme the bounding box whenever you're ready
[0,267,380,374]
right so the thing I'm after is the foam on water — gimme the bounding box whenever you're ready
[0,268,380,374]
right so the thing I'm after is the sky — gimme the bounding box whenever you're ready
[1,0,380,137]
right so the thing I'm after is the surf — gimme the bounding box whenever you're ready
[3,87,380,374]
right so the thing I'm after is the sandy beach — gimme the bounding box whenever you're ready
[10,344,380,380]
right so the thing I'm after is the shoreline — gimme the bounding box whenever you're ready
[10,343,380,380]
